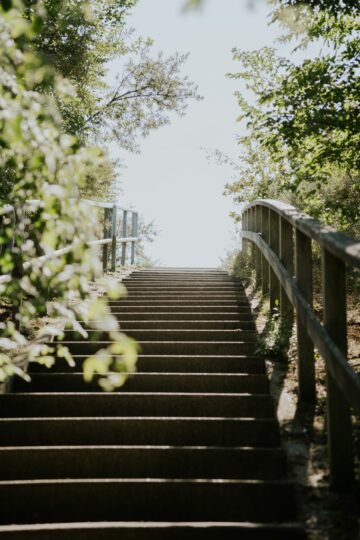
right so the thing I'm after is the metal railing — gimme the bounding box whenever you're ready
[0,198,139,284]
[241,199,360,490]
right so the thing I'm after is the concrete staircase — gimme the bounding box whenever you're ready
[0,268,305,538]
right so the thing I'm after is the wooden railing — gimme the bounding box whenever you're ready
[82,200,139,272]
[241,199,360,490]
[0,199,139,284]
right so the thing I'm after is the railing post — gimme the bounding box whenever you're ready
[255,205,262,289]
[111,204,117,272]
[295,230,316,405]
[279,217,294,332]
[244,209,251,256]
[121,210,128,267]
[241,210,246,254]
[131,212,138,265]
[322,249,354,489]
[261,206,270,295]
[249,207,256,271]
[102,207,110,273]
[269,210,280,313]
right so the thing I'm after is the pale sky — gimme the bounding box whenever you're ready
[108,0,318,267]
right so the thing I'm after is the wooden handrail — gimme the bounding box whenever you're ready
[0,198,140,280]
[243,199,360,268]
[240,199,360,491]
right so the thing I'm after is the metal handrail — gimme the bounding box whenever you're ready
[240,199,360,490]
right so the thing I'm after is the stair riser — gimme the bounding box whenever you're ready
[113,313,254,322]
[118,296,249,301]
[0,447,286,481]
[0,394,274,418]
[110,302,250,308]
[111,307,250,313]
[29,356,265,374]
[60,341,256,355]
[0,418,280,447]
[0,524,306,540]
[127,275,232,279]
[15,373,269,394]
[122,286,247,292]
[0,481,297,523]
[63,330,256,342]
[115,321,253,329]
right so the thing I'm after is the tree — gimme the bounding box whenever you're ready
[0,0,137,387]
[88,40,201,152]
[224,1,360,232]
[25,0,201,152]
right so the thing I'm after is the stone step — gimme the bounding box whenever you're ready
[121,278,246,286]
[0,393,274,418]
[59,340,256,355]
[0,417,280,446]
[0,446,286,481]
[131,269,228,274]
[29,355,264,374]
[128,274,232,279]
[120,294,249,300]
[121,279,247,288]
[63,329,256,342]
[0,479,297,524]
[109,300,250,307]
[0,521,306,539]
[127,279,237,282]
[112,312,254,321]
[110,306,248,313]
[122,280,242,285]
[16,372,269,393]
[115,320,252,329]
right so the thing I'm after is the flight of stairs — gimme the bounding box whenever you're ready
[0,268,304,538]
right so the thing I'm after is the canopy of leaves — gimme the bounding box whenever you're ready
[25,0,201,154]
[0,0,137,385]
[224,0,359,232]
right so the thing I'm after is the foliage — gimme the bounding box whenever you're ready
[91,40,202,152]
[82,152,123,201]
[25,0,201,154]
[0,0,137,386]
[134,217,160,267]
[220,241,254,283]
[23,0,136,139]
[224,0,360,234]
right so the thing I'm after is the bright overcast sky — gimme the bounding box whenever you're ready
[108,0,318,267]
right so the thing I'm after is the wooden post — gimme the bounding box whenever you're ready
[131,212,138,265]
[245,209,251,254]
[261,206,269,295]
[295,229,315,404]
[250,207,256,270]
[269,210,280,313]
[102,208,110,273]
[111,205,117,272]
[279,217,294,331]
[255,206,262,289]
[241,210,247,254]
[121,210,128,267]
[322,249,354,489]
